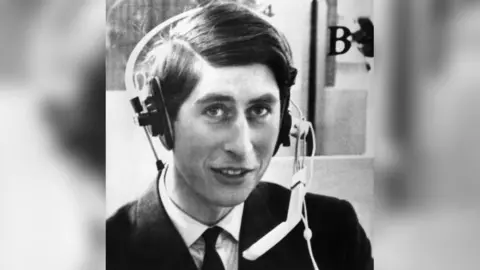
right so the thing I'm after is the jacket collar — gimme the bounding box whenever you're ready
[131,171,197,270]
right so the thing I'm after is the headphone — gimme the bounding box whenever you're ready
[126,7,297,158]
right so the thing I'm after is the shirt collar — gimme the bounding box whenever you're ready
[217,198,243,242]
[158,165,244,247]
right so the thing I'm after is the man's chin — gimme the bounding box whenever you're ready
[207,173,261,207]
[210,191,251,208]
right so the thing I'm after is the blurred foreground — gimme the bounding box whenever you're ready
[0,0,479,269]
[0,0,105,269]
[374,1,480,269]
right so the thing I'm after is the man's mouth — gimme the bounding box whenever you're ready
[211,167,254,177]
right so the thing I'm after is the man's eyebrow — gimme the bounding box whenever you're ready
[248,93,279,105]
[195,93,235,104]
[195,93,279,105]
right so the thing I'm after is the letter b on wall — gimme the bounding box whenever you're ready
[328,26,352,56]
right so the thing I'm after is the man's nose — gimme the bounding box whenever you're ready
[224,115,254,157]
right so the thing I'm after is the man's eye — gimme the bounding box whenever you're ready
[248,105,271,118]
[204,105,227,118]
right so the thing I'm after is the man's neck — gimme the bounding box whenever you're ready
[165,165,233,226]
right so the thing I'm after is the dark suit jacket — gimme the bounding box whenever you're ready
[107,173,373,270]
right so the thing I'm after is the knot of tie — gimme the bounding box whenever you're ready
[202,226,222,248]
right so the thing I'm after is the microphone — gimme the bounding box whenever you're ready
[243,113,315,258]
[242,166,308,260]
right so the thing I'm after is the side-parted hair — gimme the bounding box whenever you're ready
[142,1,294,121]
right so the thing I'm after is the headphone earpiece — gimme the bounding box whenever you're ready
[130,77,175,150]
[273,102,291,155]
[148,77,175,150]
[272,66,297,156]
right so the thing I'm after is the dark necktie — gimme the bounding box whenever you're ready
[201,226,225,270]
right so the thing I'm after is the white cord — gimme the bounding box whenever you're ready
[302,122,319,270]
[305,228,320,270]
[302,199,319,270]
[290,99,304,120]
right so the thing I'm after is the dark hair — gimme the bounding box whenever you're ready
[143,1,294,121]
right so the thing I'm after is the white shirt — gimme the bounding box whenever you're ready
[158,166,244,270]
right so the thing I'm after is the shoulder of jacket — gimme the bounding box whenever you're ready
[107,200,138,239]
[254,182,352,220]
[256,181,348,208]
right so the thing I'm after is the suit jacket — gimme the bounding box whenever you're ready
[107,173,373,270]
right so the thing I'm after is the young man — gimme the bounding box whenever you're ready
[107,2,373,270]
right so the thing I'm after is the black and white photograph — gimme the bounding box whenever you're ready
[1,0,480,270]
[106,0,374,269]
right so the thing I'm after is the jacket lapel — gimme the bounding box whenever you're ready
[130,172,198,270]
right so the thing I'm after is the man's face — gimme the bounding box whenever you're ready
[172,63,281,208]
